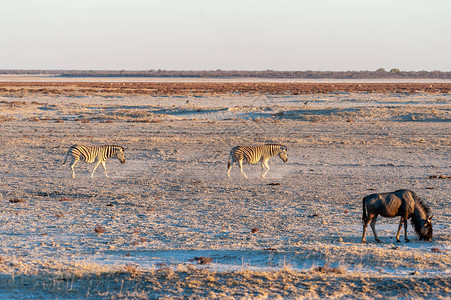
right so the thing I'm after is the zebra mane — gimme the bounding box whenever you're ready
[105,145,124,150]
[265,143,286,149]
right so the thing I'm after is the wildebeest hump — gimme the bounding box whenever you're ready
[364,192,414,218]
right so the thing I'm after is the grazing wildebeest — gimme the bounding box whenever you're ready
[361,189,433,243]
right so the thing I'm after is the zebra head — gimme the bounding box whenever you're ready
[115,146,126,164]
[278,145,288,163]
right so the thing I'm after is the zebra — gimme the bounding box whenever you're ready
[227,144,288,179]
[62,145,125,178]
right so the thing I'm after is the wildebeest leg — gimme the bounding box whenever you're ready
[238,160,248,178]
[362,214,374,243]
[370,216,382,243]
[404,219,410,242]
[396,217,404,242]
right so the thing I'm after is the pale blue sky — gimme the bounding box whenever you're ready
[1,0,450,71]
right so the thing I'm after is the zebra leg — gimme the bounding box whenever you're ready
[101,161,109,178]
[70,159,78,178]
[238,160,248,178]
[91,160,102,178]
[262,160,270,178]
[227,158,234,179]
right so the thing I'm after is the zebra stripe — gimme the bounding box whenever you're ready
[227,144,287,179]
[63,145,125,178]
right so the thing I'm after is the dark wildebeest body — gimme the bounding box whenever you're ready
[361,189,432,243]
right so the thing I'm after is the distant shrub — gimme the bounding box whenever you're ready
[58,197,75,202]
[189,256,213,265]
[0,116,14,122]
[9,198,26,203]
[94,225,106,234]
[311,264,346,274]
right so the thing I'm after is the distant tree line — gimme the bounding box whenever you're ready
[1,69,451,79]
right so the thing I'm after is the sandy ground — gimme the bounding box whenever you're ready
[0,88,450,299]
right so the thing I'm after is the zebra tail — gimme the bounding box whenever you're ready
[227,152,232,169]
[62,149,70,165]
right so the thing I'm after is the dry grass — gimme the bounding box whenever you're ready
[1,256,447,299]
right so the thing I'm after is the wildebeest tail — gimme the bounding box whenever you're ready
[362,197,367,221]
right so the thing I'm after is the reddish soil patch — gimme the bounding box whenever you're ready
[0,82,450,96]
